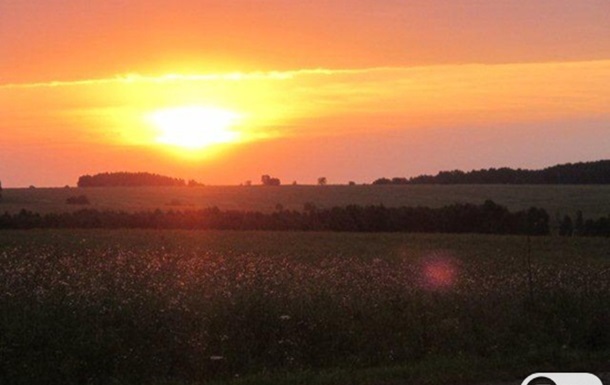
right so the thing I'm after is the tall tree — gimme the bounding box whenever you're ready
[261,175,280,186]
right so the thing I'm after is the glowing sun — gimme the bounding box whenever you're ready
[148,106,241,150]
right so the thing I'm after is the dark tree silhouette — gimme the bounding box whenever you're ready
[0,200,551,235]
[574,210,584,235]
[373,160,610,185]
[318,177,327,186]
[187,179,203,187]
[559,215,574,236]
[78,172,186,187]
[261,175,281,186]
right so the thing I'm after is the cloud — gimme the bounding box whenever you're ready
[0,68,383,89]
[2,59,610,146]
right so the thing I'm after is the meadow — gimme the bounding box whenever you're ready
[3,184,610,227]
[1,230,609,385]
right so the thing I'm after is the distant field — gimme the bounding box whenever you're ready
[1,230,609,384]
[2,184,610,223]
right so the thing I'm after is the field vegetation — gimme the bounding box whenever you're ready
[2,184,610,226]
[1,230,609,385]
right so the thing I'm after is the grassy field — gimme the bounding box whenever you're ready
[1,229,609,384]
[3,184,610,224]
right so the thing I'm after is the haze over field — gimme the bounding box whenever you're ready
[1,1,610,186]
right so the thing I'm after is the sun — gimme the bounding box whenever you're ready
[148,106,241,150]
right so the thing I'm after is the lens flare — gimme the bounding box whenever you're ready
[421,252,458,290]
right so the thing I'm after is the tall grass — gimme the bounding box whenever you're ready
[0,230,609,384]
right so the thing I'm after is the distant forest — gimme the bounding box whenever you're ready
[373,160,610,185]
[78,172,188,187]
[75,160,610,188]
[0,201,551,235]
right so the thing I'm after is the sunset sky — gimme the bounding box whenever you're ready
[1,0,610,187]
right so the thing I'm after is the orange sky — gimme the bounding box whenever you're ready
[1,1,610,186]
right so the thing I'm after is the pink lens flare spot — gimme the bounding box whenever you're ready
[422,256,458,290]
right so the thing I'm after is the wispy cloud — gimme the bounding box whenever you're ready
[0,68,399,89]
[2,59,610,91]
[2,59,610,144]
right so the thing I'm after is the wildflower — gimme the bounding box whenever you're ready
[280,315,291,320]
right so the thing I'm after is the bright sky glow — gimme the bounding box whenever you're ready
[0,0,609,186]
[148,106,241,150]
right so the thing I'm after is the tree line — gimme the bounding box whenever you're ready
[0,200,550,235]
[78,172,189,187]
[373,160,610,185]
[559,211,610,237]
